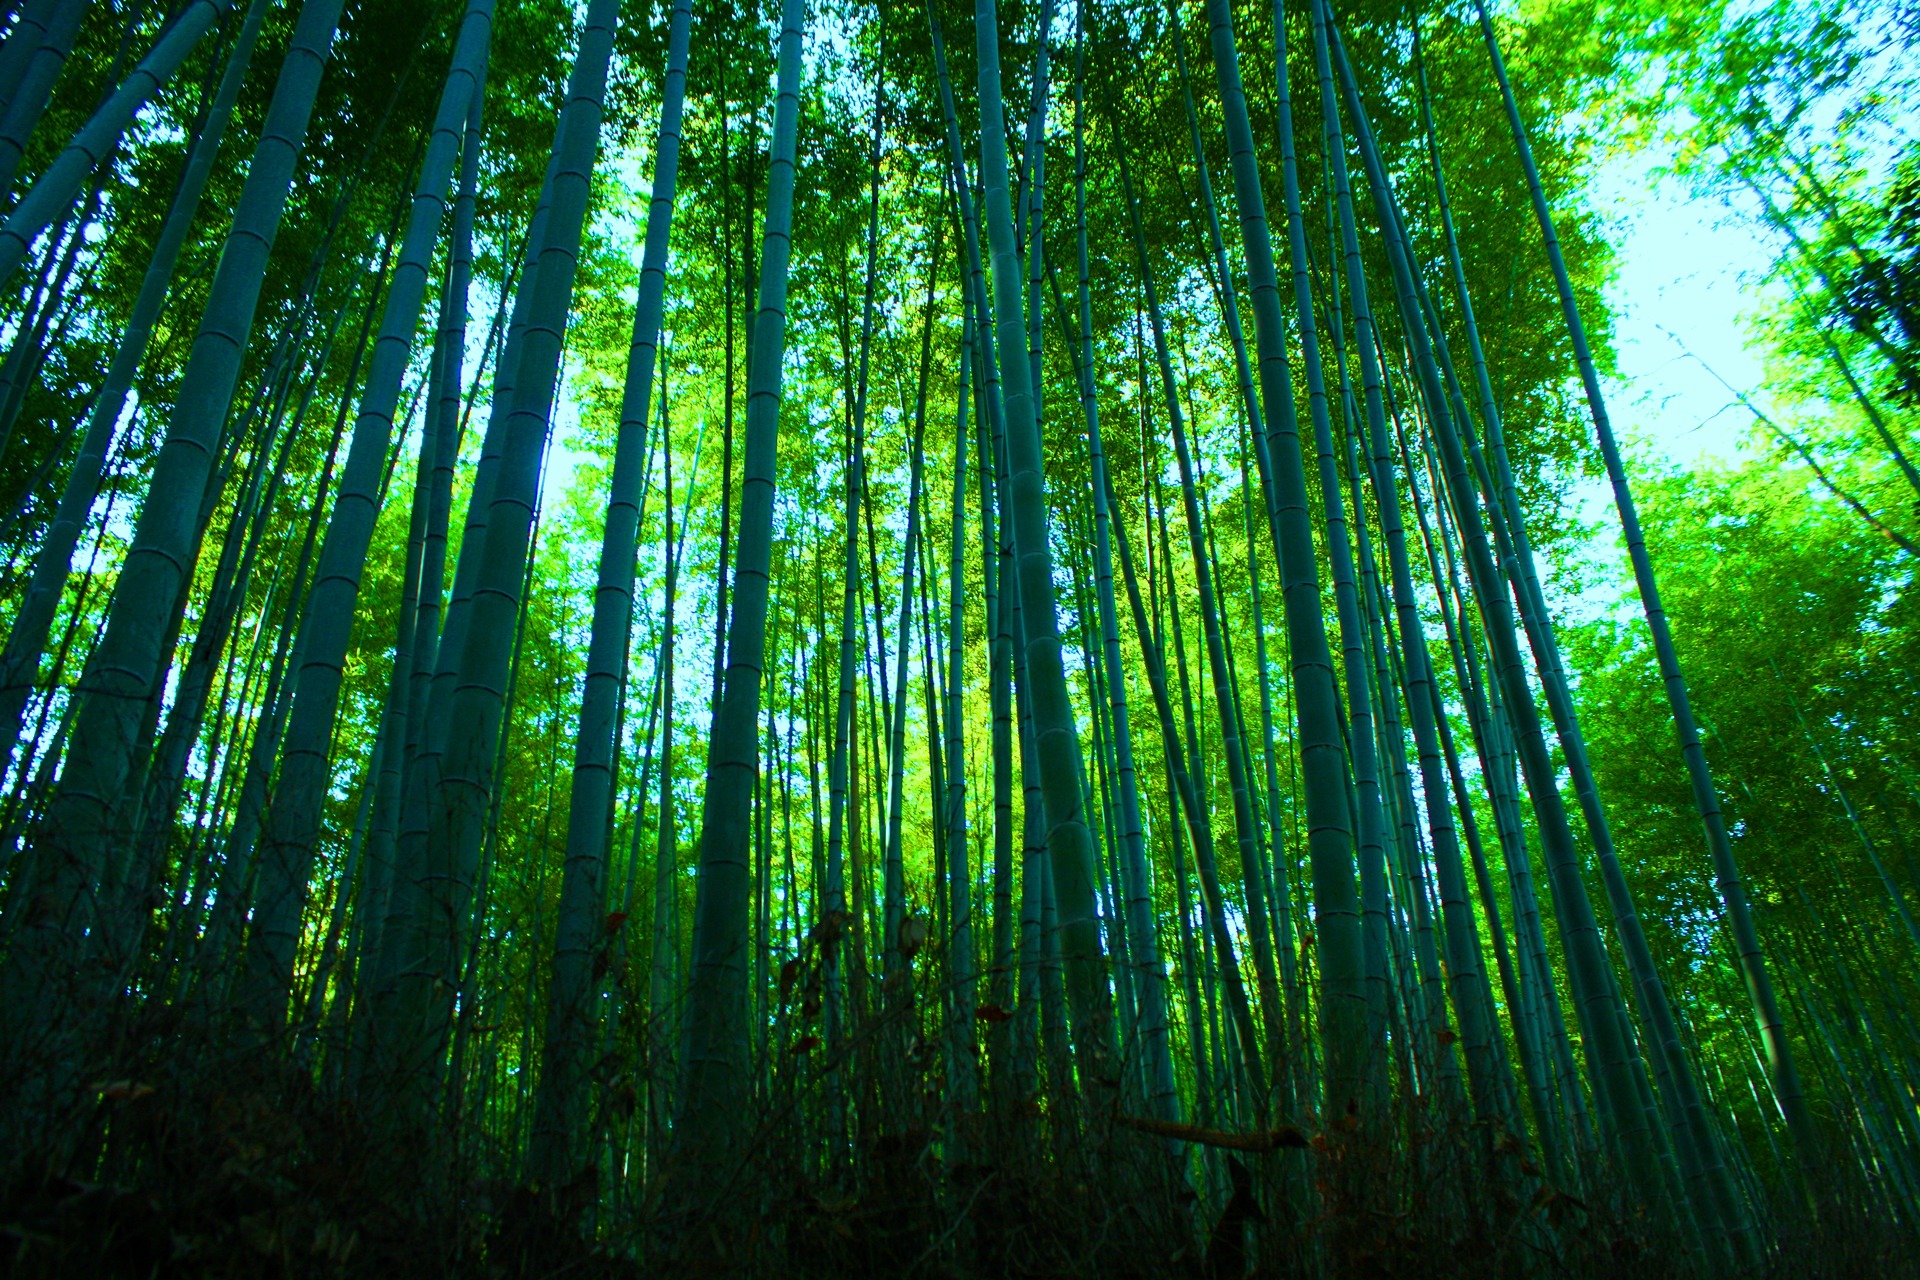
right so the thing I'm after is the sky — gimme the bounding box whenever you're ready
[1498,139,1793,624]
[1586,143,1774,472]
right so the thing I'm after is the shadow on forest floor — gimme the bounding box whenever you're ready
[0,1034,1909,1280]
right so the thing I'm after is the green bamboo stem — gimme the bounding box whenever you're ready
[1474,0,1816,1172]
[1201,0,1367,1120]
[973,0,1116,1079]
[676,0,807,1180]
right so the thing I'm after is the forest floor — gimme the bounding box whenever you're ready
[4,1060,1908,1280]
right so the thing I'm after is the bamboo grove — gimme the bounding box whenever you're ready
[0,0,1913,1275]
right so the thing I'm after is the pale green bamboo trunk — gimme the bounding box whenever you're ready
[0,0,266,807]
[1474,0,1815,1180]
[0,0,237,285]
[1199,0,1366,1119]
[1067,18,1178,1126]
[1316,65,1504,1127]
[973,0,1116,1083]
[242,0,496,1033]
[0,0,91,197]
[1314,0,1665,1204]
[675,0,807,1185]
[528,0,691,1183]
[944,300,980,1117]
[1,0,348,1108]
[399,0,624,1111]
[1284,7,1396,1120]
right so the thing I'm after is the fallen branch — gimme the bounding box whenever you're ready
[1114,1114,1312,1153]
